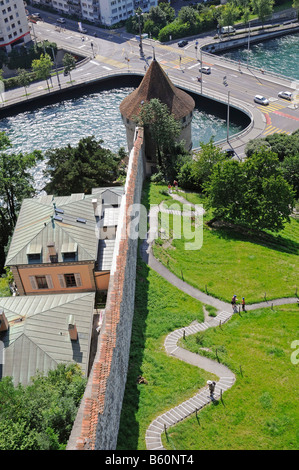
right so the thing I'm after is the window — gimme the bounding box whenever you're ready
[27,253,42,264]
[36,276,48,289]
[58,273,82,288]
[63,252,77,262]
[29,275,54,290]
[64,274,77,287]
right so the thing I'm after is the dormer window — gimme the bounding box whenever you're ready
[61,242,78,262]
[27,244,42,264]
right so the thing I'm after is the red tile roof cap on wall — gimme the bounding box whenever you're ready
[119,59,195,121]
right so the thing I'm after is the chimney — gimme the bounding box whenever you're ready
[68,315,78,341]
[0,310,9,332]
[47,242,58,263]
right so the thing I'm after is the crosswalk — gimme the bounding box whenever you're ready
[262,125,291,136]
[256,101,286,113]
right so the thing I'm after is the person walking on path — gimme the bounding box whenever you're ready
[231,295,238,312]
[241,297,246,312]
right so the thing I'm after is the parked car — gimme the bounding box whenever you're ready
[278,91,292,101]
[254,95,269,105]
[178,40,188,47]
[199,66,211,74]
[57,18,66,24]
[33,13,42,18]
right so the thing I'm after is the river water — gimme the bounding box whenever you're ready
[0,87,242,190]
[220,32,299,80]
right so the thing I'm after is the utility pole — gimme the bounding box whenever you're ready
[136,9,143,56]
[227,90,230,143]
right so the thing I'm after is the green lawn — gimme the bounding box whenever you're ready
[116,257,216,450]
[161,304,299,450]
[152,188,299,304]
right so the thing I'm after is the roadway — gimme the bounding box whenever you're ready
[3,10,299,159]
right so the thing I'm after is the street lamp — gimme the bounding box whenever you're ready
[51,47,61,89]
[136,10,144,56]
[227,91,230,143]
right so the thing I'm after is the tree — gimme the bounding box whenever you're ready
[193,138,228,188]
[0,364,87,450]
[62,53,76,83]
[0,132,43,269]
[134,98,182,180]
[250,0,274,26]
[178,6,199,25]
[43,136,122,196]
[220,2,239,27]
[17,68,31,98]
[206,150,295,232]
[281,155,299,198]
[31,53,53,92]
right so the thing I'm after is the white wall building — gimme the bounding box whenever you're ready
[32,0,158,26]
[98,0,157,26]
[0,0,31,52]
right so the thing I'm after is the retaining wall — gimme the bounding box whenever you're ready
[66,127,145,450]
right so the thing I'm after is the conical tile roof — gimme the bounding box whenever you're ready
[120,59,195,121]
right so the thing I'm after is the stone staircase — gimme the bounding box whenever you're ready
[145,310,236,450]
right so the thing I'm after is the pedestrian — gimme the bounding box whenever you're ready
[241,297,246,311]
[231,295,238,312]
[173,180,178,191]
[168,183,172,194]
[207,380,216,397]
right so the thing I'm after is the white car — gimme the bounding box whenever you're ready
[254,95,269,105]
[79,28,88,33]
[278,91,292,101]
[199,66,211,74]
[57,18,66,24]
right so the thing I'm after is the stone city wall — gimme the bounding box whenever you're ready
[66,127,145,450]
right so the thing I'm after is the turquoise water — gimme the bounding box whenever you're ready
[220,33,299,79]
[0,87,241,190]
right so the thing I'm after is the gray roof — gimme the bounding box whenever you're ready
[0,292,95,386]
[6,188,124,267]
[97,239,116,271]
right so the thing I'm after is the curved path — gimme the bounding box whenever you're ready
[140,193,298,450]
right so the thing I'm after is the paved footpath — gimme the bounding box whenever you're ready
[140,193,298,450]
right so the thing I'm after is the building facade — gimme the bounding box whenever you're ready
[33,0,157,26]
[5,187,124,296]
[0,0,31,52]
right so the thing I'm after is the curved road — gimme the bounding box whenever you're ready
[2,14,299,159]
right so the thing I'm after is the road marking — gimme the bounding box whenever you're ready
[187,63,200,70]
[102,66,112,70]
[272,110,299,122]
[263,125,291,136]
[90,60,101,65]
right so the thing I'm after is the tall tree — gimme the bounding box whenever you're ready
[17,68,31,98]
[0,132,43,269]
[134,98,182,180]
[62,53,76,83]
[250,0,274,26]
[43,136,122,196]
[31,53,53,92]
[206,150,295,232]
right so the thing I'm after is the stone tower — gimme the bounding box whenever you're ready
[119,59,195,175]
